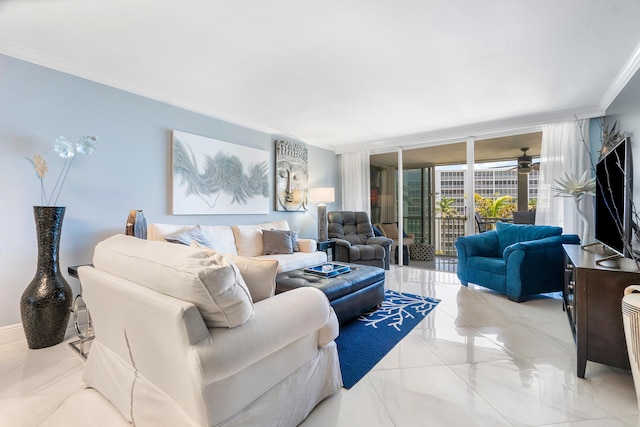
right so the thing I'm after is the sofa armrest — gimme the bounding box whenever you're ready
[201,287,336,383]
[297,238,317,253]
[332,238,352,249]
[501,234,580,301]
[503,234,580,259]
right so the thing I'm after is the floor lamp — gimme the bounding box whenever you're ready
[309,187,335,242]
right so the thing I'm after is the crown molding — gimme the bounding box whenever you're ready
[337,106,605,155]
[0,43,613,155]
[0,44,339,151]
[599,40,640,110]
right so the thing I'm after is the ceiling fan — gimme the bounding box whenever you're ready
[514,147,539,174]
[488,147,540,173]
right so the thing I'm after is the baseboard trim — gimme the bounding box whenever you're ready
[0,323,25,343]
[0,323,76,345]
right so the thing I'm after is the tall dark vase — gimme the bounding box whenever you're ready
[20,206,72,349]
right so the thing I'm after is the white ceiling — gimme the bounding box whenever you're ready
[1,1,640,152]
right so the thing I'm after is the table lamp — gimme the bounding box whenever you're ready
[309,187,335,242]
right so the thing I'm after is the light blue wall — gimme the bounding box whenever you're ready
[0,54,340,327]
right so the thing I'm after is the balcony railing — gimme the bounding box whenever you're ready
[434,216,466,256]
[404,215,510,257]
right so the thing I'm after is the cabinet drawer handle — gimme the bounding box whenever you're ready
[568,281,575,290]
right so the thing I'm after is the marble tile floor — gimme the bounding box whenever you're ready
[2,266,640,426]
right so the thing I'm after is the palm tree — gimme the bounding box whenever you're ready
[437,196,458,218]
[474,193,516,218]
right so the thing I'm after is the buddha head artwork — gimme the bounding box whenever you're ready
[275,140,308,211]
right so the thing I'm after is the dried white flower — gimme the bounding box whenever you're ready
[29,154,48,179]
[76,135,98,155]
[27,135,99,205]
[53,136,77,158]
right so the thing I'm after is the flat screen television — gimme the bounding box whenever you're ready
[594,137,633,257]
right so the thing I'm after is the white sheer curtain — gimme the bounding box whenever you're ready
[537,120,593,241]
[339,150,371,213]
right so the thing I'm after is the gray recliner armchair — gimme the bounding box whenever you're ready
[328,211,392,270]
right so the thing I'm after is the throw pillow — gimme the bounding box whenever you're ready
[191,241,278,303]
[164,224,215,249]
[224,254,279,302]
[291,230,300,252]
[372,225,384,237]
[262,229,293,255]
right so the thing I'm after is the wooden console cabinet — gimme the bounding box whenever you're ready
[563,244,639,377]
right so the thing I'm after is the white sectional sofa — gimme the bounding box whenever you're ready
[148,220,327,273]
[80,234,342,426]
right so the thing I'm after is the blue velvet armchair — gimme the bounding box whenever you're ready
[454,222,580,302]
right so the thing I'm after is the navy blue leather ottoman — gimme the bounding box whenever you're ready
[275,264,385,324]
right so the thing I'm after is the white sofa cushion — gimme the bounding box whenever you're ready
[93,234,253,328]
[148,223,238,255]
[232,220,290,257]
[257,252,327,273]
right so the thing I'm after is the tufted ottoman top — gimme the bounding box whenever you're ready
[275,263,385,303]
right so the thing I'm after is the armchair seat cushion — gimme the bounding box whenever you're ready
[349,243,386,261]
[377,223,415,247]
[467,256,506,275]
[466,257,507,289]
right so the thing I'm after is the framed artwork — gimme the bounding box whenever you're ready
[172,130,269,215]
[275,139,308,211]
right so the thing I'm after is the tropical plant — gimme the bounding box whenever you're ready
[474,193,516,219]
[436,195,458,217]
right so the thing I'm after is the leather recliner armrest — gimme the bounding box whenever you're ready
[366,236,393,248]
[332,238,352,249]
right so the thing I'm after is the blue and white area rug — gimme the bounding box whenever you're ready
[335,289,440,389]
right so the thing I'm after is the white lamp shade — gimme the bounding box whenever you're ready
[309,187,335,204]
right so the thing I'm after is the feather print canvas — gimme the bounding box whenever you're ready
[172,130,269,214]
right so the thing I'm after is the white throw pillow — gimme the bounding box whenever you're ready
[232,220,290,257]
[93,234,254,328]
[224,255,278,302]
[164,224,215,249]
[190,241,278,303]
